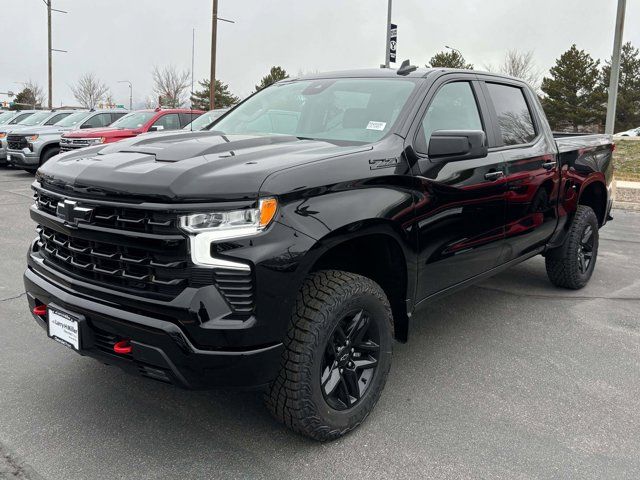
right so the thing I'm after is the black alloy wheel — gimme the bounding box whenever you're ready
[320,309,380,411]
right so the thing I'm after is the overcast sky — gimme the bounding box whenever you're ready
[1,0,638,108]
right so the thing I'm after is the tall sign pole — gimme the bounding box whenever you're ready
[47,1,52,109]
[384,0,392,68]
[605,0,627,134]
[210,0,218,110]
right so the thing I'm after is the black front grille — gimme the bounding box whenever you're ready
[33,187,256,316]
[38,226,190,298]
[7,135,28,150]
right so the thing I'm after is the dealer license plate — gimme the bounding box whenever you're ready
[48,307,81,351]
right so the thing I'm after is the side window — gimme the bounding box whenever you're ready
[111,112,127,123]
[82,113,112,128]
[44,113,70,125]
[419,82,483,146]
[179,112,200,127]
[151,113,181,131]
[485,83,536,146]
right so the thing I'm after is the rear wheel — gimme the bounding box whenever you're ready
[545,205,599,289]
[266,270,393,441]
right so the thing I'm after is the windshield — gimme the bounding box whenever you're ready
[110,111,155,129]
[17,111,52,126]
[55,111,90,127]
[183,109,227,131]
[0,112,15,124]
[9,113,34,125]
[213,78,417,144]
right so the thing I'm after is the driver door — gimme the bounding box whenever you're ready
[410,77,507,300]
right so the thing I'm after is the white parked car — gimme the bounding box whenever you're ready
[614,127,640,137]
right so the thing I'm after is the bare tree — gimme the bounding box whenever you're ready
[152,65,190,107]
[144,95,159,109]
[22,80,46,107]
[485,50,541,90]
[70,73,110,109]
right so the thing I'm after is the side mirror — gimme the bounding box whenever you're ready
[148,125,164,132]
[427,130,487,162]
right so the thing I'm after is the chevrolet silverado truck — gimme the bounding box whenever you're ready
[0,110,39,165]
[6,109,128,171]
[24,67,614,441]
[0,110,74,165]
[59,108,204,152]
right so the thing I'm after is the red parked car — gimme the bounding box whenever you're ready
[59,108,204,152]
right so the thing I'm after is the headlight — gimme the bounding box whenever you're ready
[27,135,39,141]
[180,197,278,268]
[0,133,6,139]
[87,137,105,145]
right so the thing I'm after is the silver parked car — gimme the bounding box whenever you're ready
[6,109,128,171]
[0,110,76,165]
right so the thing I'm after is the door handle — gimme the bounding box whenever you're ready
[542,161,557,170]
[484,171,504,181]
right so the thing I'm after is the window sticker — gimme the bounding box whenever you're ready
[366,121,387,131]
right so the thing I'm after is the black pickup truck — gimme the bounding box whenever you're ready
[25,66,614,441]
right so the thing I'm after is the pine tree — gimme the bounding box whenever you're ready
[541,45,605,131]
[427,51,473,69]
[190,79,239,110]
[12,88,37,109]
[255,66,289,92]
[600,42,640,132]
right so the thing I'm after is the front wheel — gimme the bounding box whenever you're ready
[266,270,393,441]
[545,205,599,289]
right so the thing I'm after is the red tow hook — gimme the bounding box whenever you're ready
[113,339,133,355]
[33,304,47,317]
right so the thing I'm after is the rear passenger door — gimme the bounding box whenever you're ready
[410,75,508,299]
[479,79,560,261]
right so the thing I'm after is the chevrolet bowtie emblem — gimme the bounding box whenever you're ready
[56,199,94,225]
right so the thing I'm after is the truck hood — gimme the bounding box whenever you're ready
[64,127,137,138]
[37,132,371,202]
[9,125,72,135]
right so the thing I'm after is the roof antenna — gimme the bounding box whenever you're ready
[397,59,417,76]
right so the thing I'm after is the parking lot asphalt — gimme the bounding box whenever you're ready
[0,166,639,480]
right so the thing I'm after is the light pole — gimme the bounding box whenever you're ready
[209,0,235,110]
[605,0,627,135]
[445,45,462,56]
[118,81,133,110]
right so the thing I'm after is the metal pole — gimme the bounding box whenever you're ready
[605,0,626,135]
[384,0,392,68]
[191,28,195,110]
[47,0,52,109]
[129,83,132,110]
[210,0,218,110]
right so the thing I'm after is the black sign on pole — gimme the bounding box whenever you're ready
[389,23,397,63]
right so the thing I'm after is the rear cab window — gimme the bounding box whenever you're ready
[485,83,536,146]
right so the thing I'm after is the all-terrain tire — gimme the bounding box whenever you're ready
[265,270,393,441]
[545,205,599,289]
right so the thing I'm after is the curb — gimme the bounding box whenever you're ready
[615,179,640,212]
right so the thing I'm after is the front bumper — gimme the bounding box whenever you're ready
[0,139,7,163]
[24,263,284,389]
[7,149,39,169]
